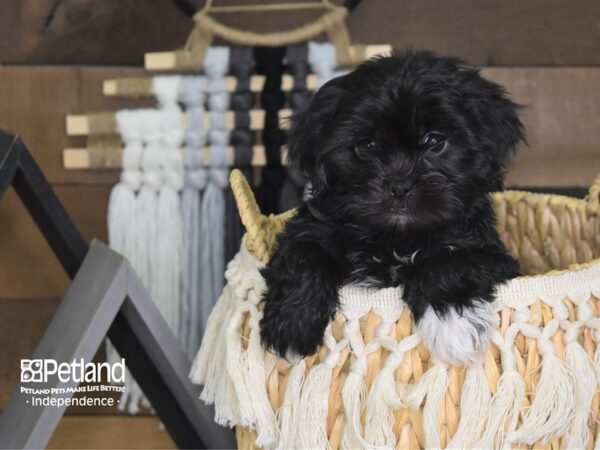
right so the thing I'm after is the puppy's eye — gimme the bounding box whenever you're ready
[422,132,448,154]
[354,140,377,157]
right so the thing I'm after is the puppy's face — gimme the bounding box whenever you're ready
[289,52,524,232]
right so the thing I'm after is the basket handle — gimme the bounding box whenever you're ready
[588,173,600,207]
[229,169,271,262]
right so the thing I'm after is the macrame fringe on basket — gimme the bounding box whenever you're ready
[190,169,600,449]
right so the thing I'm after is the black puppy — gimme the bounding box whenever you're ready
[260,51,523,365]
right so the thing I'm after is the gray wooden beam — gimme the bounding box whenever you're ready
[0,241,235,449]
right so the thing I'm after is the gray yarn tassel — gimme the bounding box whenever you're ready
[199,145,229,340]
[178,76,209,358]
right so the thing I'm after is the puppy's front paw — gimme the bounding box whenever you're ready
[417,301,497,366]
[260,299,330,359]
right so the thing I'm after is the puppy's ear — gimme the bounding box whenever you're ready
[287,76,345,195]
[461,70,525,190]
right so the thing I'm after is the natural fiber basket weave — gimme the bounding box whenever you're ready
[190,169,600,450]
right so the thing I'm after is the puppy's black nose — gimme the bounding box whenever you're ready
[390,180,413,197]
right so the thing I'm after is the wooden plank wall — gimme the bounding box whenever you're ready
[0,0,599,448]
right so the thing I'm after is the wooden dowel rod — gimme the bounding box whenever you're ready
[103,74,320,97]
[62,146,284,170]
[103,76,267,96]
[65,110,291,136]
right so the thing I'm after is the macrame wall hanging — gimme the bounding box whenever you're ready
[63,0,390,418]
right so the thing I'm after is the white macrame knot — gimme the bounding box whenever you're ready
[162,169,185,191]
[142,171,162,191]
[538,337,556,356]
[163,129,185,149]
[122,143,143,169]
[512,308,530,324]
[324,351,342,369]
[553,303,570,321]
[577,302,593,322]
[162,149,184,170]
[502,351,517,371]
[141,146,163,171]
[376,321,394,339]
[152,76,182,107]
[116,109,143,142]
[563,324,581,344]
[247,289,262,305]
[252,278,267,296]
[343,319,361,339]
[385,351,404,369]
[350,357,368,376]
[121,170,143,191]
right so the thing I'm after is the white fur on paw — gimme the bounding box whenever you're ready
[417,301,497,366]
[285,348,303,363]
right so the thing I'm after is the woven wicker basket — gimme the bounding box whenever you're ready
[191,169,600,450]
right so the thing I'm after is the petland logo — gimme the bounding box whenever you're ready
[21,359,126,384]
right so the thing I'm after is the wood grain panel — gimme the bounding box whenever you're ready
[0,66,151,185]
[482,67,600,187]
[0,185,110,299]
[47,416,175,449]
[0,0,599,66]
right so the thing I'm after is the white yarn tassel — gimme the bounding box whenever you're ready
[561,301,597,449]
[341,311,386,450]
[106,110,143,372]
[277,359,306,449]
[226,305,256,427]
[446,365,491,448]
[364,332,420,447]
[476,328,525,449]
[403,363,449,449]
[191,257,237,387]
[297,333,346,450]
[243,303,278,447]
[118,110,162,414]
[341,368,367,450]
[508,318,575,445]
